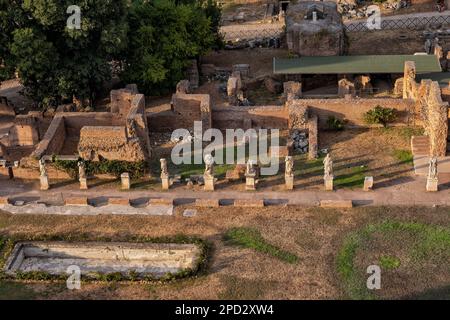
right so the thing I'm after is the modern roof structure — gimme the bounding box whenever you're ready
[273,55,442,75]
[416,72,450,87]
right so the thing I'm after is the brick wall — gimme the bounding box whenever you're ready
[295,98,414,128]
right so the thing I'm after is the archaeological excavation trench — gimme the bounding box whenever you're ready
[3,242,202,279]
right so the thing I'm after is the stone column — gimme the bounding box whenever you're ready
[160,158,170,190]
[78,160,88,190]
[39,159,49,190]
[203,154,215,191]
[308,115,318,160]
[121,173,131,190]
[426,157,438,192]
[245,160,257,191]
[323,154,334,191]
[285,156,294,190]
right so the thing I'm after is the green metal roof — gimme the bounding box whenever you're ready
[273,55,442,75]
[416,72,450,87]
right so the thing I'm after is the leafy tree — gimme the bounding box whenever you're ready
[123,0,217,95]
[364,105,397,127]
[1,0,128,108]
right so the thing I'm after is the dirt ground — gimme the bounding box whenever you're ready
[0,205,449,300]
[347,29,425,55]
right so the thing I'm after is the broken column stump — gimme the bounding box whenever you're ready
[121,173,131,190]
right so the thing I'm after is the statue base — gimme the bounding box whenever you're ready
[204,175,215,191]
[121,173,131,190]
[363,176,374,191]
[285,175,294,190]
[426,177,438,192]
[161,176,170,190]
[40,176,49,191]
[245,174,256,191]
[79,178,88,190]
[324,176,334,191]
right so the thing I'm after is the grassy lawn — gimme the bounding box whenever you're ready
[393,149,414,165]
[337,220,450,300]
[224,227,298,264]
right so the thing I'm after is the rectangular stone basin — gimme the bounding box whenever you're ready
[4,242,202,278]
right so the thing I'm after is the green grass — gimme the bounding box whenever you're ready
[218,275,277,300]
[334,165,367,188]
[224,227,299,264]
[0,282,37,300]
[379,255,401,270]
[393,149,414,165]
[337,220,450,300]
[398,127,425,141]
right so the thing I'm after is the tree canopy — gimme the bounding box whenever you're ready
[0,0,220,107]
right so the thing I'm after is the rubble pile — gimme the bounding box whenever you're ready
[291,130,309,154]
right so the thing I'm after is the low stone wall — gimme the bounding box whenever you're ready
[30,115,66,160]
[295,98,414,128]
[212,105,288,130]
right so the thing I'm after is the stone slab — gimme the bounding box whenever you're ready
[65,197,88,206]
[150,198,174,206]
[108,198,130,206]
[195,199,220,208]
[234,199,265,208]
[320,200,353,208]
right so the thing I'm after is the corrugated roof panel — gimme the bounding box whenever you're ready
[273,55,442,74]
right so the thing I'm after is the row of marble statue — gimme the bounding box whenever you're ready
[159,153,335,191]
[36,154,438,192]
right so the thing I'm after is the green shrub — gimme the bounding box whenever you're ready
[326,116,345,131]
[52,157,146,179]
[364,106,397,127]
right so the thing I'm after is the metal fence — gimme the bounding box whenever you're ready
[345,15,450,32]
[221,27,284,41]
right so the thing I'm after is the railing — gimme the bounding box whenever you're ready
[345,15,450,32]
[221,27,284,41]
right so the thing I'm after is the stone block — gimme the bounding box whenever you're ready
[204,175,215,191]
[0,197,10,205]
[108,198,130,206]
[234,199,265,208]
[245,175,256,191]
[40,175,49,191]
[320,200,353,208]
[426,177,438,192]
[79,178,88,190]
[161,177,170,190]
[121,173,131,190]
[285,175,294,190]
[65,197,88,206]
[150,198,173,206]
[195,199,220,208]
[324,177,334,191]
[363,176,374,191]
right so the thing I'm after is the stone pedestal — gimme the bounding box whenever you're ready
[324,176,334,191]
[426,177,438,192]
[79,178,88,190]
[285,175,294,190]
[161,175,170,190]
[204,175,215,191]
[363,176,374,191]
[245,174,256,191]
[40,175,49,190]
[121,173,130,190]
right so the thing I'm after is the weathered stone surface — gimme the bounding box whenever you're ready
[108,198,130,206]
[0,197,10,205]
[308,115,318,159]
[4,242,201,278]
[320,200,353,208]
[40,175,49,191]
[65,197,88,206]
[195,199,220,208]
[324,176,334,191]
[338,78,355,97]
[283,81,302,100]
[176,80,191,94]
[426,177,438,192]
[150,198,173,206]
[234,199,265,207]
[286,99,309,130]
[79,178,88,190]
[286,2,345,56]
[121,173,131,190]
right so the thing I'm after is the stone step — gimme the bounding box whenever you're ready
[411,135,430,156]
